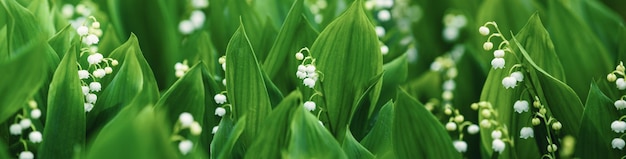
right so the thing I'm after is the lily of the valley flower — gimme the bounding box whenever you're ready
[9,124,22,135]
[513,100,529,113]
[502,76,517,89]
[215,107,226,117]
[611,120,626,133]
[467,124,480,134]
[19,151,34,159]
[214,94,227,105]
[492,139,505,153]
[519,127,534,139]
[613,138,625,150]
[453,140,468,153]
[178,140,193,155]
[615,99,626,110]
[491,58,505,69]
[479,26,490,36]
[304,101,316,111]
[179,112,194,128]
[29,131,42,143]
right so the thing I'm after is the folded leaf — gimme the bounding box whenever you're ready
[39,45,85,159]
[286,107,347,159]
[310,0,383,142]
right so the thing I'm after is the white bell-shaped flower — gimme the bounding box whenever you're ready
[178,140,193,155]
[510,71,524,82]
[483,42,493,51]
[296,71,307,79]
[613,138,625,150]
[29,131,42,143]
[77,26,89,36]
[104,67,113,74]
[617,78,626,90]
[87,53,104,65]
[453,140,468,153]
[445,122,457,131]
[492,139,505,153]
[78,70,90,79]
[493,50,505,58]
[19,151,34,159]
[83,34,100,45]
[214,94,227,104]
[304,101,316,111]
[513,100,529,113]
[93,69,106,78]
[31,109,41,119]
[215,107,226,117]
[190,10,206,29]
[212,126,219,134]
[479,26,490,36]
[491,58,505,69]
[20,119,31,129]
[10,124,22,135]
[84,103,94,112]
[491,130,502,139]
[611,120,626,133]
[303,78,316,88]
[179,20,194,35]
[615,99,626,110]
[519,127,534,139]
[502,76,517,89]
[179,112,194,128]
[467,124,480,135]
[89,82,102,92]
[86,93,98,104]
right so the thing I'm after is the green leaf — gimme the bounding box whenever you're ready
[39,45,85,159]
[26,0,54,37]
[349,73,383,140]
[48,25,76,58]
[310,0,383,142]
[108,0,182,88]
[0,140,8,159]
[182,31,218,76]
[225,23,272,146]
[263,0,318,94]
[285,107,348,159]
[2,0,46,57]
[154,63,206,157]
[199,64,224,152]
[546,0,613,100]
[86,106,178,159]
[245,91,302,159]
[97,24,123,56]
[342,130,375,159]
[393,88,461,159]
[0,39,49,123]
[512,36,584,137]
[377,54,408,110]
[361,101,395,159]
[575,82,623,158]
[212,117,246,159]
[514,13,565,81]
[87,34,160,135]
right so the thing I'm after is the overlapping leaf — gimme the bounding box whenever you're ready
[39,45,85,159]
[286,107,347,158]
[575,83,623,158]
[310,0,382,142]
[360,101,395,159]
[393,88,460,159]
[225,23,272,146]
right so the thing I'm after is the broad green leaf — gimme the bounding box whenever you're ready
[225,23,272,146]
[108,0,181,88]
[263,0,318,94]
[581,0,624,55]
[360,101,395,159]
[310,0,383,142]
[255,18,278,63]
[212,117,246,159]
[199,64,224,152]
[245,91,302,159]
[512,36,584,137]
[97,24,122,56]
[350,73,383,140]
[261,69,284,107]
[546,0,612,100]
[87,34,160,135]
[26,0,54,37]
[182,31,218,75]
[39,45,85,159]
[87,106,177,159]
[48,25,76,58]
[252,0,293,28]
[342,130,375,159]
[0,39,49,124]
[154,63,206,157]
[575,82,623,158]
[402,71,442,102]
[514,13,565,81]
[3,0,46,57]
[286,107,348,159]
[208,0,263,54]
[393,88,461,159]
[377,54,408,110]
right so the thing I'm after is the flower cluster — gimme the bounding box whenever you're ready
[178,0,208,35]
[174,60,191,78]
[607,61,626,151]
[294,47,324,123]
[174,112,203,155]
[75,17,118,113]
[472,101,510,153]
[10,100,43,159]
[442,13,467,42]
[479,22,514,70]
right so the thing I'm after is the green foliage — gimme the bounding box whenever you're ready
[2,0,626,158]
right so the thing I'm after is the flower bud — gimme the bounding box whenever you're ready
[479,26,490,36]
[483,42,493,51]
[532,118,541,126]
[453,140,468,153]
[179,112,194,128]
[190,121,202,136]
[445,122,457,131]
[467,124,480,134]
[471,103,479,110]
[295,52,304,60]
[547,144,558,152]
[608,73,617,82]
[552,121,562,131]
[480,119,491,128]
[178,140,193,155]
